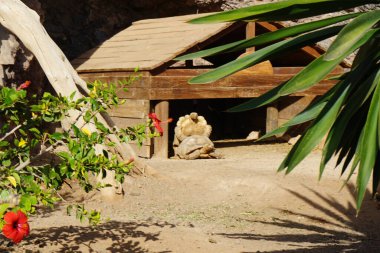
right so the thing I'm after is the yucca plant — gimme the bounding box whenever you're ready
[177,0,380,210]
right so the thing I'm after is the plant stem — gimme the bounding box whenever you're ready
[0,125,22,141]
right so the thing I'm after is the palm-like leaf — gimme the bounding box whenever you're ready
[182,0,380,210]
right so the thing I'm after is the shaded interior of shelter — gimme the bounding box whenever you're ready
[163,96,314,157]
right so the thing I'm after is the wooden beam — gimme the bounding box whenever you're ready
[79,71,343,100]
[154,101,169,159]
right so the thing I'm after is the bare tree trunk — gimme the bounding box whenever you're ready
[0,0,149,198]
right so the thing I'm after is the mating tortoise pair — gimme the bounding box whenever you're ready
[173,112,220,160]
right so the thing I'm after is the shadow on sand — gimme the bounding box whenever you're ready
[14,220,175,253]
[218,184,380,253]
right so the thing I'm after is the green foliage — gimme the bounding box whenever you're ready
[184,0,380,210]
[0,77,154,223]
[67,204,101,225]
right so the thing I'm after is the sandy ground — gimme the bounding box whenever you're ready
[8,142,380,253]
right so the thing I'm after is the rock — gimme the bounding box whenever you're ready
[288,135,301,146]
[246,131,260,140]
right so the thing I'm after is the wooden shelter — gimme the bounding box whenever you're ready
[72,13,349,159]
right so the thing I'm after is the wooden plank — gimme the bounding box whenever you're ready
[158,67,299,76]
[116,87,150,99]
[72,13,235,73]
[153,101,169,159]
[132,13,218,25]
[80,76,150,88]
[74,60,160,72]
[129,143,152,159]
[266,103,279,134]
[156,66,346,77]
[79,71,151,77]
[109,30,209,41]
[114,25,226,36]
[108,99,150,118]
[149,74,337,89]
[147,84,335,100]
[111,116,146,126]
[76,49,179,60]
[74,74,339,100]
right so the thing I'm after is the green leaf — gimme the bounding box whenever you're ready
[95,121,108,133]
[29,127,41,136]
[279,77,352,174]
[356,75,380,210]
[372,152,380,198]
[19,195,32,212]
[0,204,10,218]
[84,111,92,123]
[189,0,358,23]
[324,10,380,61]
[2,160,11,167]
[0,141,9,147]
[57,151,70,160]
[6,176,17,187]
[12,173,21,186]
[177,13,358,61]
[51,132,64,141]
[190,25,342,84]
[320,65,380,177]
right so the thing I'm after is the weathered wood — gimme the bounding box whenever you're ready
[73,13,235,73]
[108,99,150,118]
[153,101,169,159]
[116,87,150,99]
[266,103,279,134]
[81,75,151,88]
[129,143,153,159]
[79,71,151,78]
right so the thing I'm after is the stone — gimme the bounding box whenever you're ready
[246,131,260,140]
[288,135,301,146]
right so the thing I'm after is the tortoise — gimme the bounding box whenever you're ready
[173,112,212,155]
[174,135,220,160]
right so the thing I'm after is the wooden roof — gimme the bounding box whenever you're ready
[72,13,235,73]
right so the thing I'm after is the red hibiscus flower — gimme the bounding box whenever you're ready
[149,113,163,135]
[148,113,172,136]
[2,210,30,244]
[17,81,31,91]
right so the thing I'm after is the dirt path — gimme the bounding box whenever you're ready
[12,143,380,252]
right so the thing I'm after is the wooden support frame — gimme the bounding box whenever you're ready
[73,15,353,160]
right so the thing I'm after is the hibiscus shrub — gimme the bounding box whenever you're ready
[0,79,160,243]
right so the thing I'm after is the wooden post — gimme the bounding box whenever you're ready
[266,103,279,134]
[154,100,169,159]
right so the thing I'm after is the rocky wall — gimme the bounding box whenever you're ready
[0,0,379,87]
